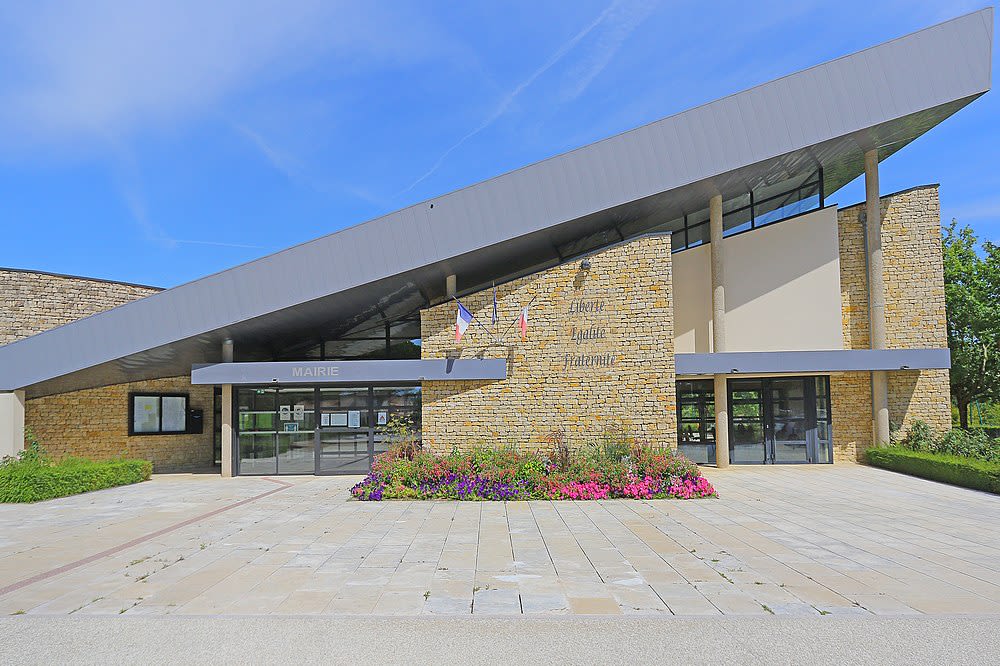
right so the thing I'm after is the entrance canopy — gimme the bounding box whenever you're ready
[191,359,507,385]
[0,9,992,398]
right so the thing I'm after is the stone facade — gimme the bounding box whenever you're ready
[3,186,951,470]
[3,268,210,472]
[832,185,951,461]
[420,235,676,452]
[0,268,160,346]
[25,376,214,472]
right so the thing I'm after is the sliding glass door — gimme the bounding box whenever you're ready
[727,377,832,464]
[235,385,421,475]
[676,376,832,465]
[317,388,371,474]
[237,388,278,474]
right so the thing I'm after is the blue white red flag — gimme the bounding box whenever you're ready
[455,302,474,342]
[517,305,529,340]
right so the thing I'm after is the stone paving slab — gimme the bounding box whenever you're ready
[0,465,998,616]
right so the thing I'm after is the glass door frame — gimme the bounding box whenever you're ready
[726,376,833,465]
[315,386,374,476]
[233,383,420,476]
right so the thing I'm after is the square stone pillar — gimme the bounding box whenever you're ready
[0,390,26,460]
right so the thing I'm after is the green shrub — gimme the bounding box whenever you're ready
[934,427,999,462]
[866,447,1000,495]
[895,420,1000,463]
[898,420,935,451]
[0,453,152,503]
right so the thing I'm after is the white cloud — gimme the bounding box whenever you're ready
[399,0,640,195]
[561,0,659,102]
[0,0,449,153]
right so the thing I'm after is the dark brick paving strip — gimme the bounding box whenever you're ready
[0,477,293,598]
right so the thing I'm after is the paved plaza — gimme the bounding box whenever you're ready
[1,465,998,617]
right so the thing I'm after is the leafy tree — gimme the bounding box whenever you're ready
[943,220,1000,428]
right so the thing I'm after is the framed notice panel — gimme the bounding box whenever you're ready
[129,393,189,435]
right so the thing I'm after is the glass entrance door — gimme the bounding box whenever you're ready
[237,387,278,474]
[276,387,315,474]
[237,387,316,475]
[317,387,372,474]
[729,380,766,463]
[770,378,809,463]
[727,377,832,464]
[235,385,422,475]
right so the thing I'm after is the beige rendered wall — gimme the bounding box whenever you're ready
[0,391,26,460]
[420,235,675,452]
[672,244,713,354]
[0,268,160,346]
[831,185,951,461]
[673,206,843,353]
[25,376,214,472]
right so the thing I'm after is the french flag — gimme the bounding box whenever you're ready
[517,305,529,340]
[455,302,474,342]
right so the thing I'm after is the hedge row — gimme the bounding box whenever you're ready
[866,447,1000,495]
[0,458,153,503]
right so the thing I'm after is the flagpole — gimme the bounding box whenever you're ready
[453,296,500,344]
[491,282,499,340]
[496,294,536,344]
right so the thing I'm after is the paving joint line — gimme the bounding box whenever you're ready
[0,477,294,598]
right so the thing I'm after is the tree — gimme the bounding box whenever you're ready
[942,220,1000,428]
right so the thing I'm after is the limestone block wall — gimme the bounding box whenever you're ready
[829,371,871,463]
[420,235,676,452]
[0,268,160,346]
[25,377,214,472]
[833,185,951,460]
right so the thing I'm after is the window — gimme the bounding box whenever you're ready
[676,380,715,464]
[671,168,825,252]
[130,393,189,435]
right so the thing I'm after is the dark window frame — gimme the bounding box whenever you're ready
[672,168,825,253]
[128,392,189,436]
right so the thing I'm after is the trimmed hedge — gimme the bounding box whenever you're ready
[0,458,153,503]
[866,446,1000,495]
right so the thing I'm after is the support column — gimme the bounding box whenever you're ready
[0,390,26,460]
[221,339,235,478]
[709,194,730,467]
[865,150,890,446]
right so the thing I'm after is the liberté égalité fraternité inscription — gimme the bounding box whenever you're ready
[563,297,618,371]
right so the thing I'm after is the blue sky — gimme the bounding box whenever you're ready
[0,1,996,288]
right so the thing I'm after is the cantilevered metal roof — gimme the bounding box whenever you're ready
[0,8,993,396]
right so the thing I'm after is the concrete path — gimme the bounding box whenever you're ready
[2,616,999,665]
[0,465,998,617]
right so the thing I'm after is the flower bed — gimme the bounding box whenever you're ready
[350,444,716,501]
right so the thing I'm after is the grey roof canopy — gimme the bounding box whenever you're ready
[0,9,993,397]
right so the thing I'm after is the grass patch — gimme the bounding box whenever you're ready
[866,446,1000,495]
[0,444,152,503]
